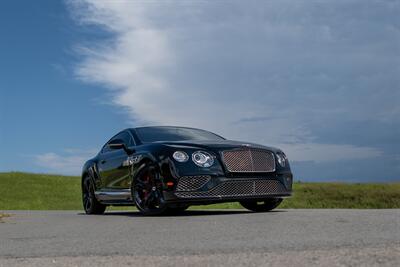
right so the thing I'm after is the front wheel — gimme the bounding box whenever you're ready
[82,175,106,214]
[132,165,168,216]
[240,198,283,212]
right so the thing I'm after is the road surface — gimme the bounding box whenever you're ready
[0,209,399,266]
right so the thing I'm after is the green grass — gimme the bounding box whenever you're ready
[0,172,81,210]
[0,172,399,210]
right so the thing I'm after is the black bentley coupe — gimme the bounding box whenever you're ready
[82,126,293,215]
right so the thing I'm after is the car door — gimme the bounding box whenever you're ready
[97,131,135,190]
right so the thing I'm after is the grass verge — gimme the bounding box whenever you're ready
[1,172,399,210]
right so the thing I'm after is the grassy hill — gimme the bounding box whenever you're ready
[0,172,81,210]
[0,172,399,210]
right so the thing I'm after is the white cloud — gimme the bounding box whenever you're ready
[34,149,97,175]
[67,0,399,163]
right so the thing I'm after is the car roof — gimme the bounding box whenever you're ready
[129,126,208,131]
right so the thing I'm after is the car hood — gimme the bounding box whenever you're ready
[154,140,280,153]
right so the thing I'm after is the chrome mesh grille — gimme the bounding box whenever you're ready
[255,179,284,194]
[222,149,275,172]
[175,179,287,198]
[176,175,211,192]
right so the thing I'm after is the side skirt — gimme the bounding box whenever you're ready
[95,189,132,202]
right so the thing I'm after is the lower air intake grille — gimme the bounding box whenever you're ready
[176,176,211,192]
[175,179,288,198]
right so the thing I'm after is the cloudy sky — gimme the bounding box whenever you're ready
[1,0,399,182]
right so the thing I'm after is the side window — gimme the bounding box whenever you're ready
[101,131,134,154]
[119,131,135,147]
[101,139,114,154]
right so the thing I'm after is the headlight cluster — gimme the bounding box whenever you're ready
[172,151,189,162]
[192,151,214,167]
[276,152,287,167]
[172,150,214,167]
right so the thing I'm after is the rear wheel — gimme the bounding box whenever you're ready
[82,175,106,214]
[240,198,282,212]
[132,165,168,216]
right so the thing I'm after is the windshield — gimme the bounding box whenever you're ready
[134,127,225,143]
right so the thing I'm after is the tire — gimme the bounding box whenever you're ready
[132,165,169,216]
[240,198,283,212]
[82,175,106,215]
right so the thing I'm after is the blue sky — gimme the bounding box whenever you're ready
[0,0,399,182]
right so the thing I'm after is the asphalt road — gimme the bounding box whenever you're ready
[0,209,399,266]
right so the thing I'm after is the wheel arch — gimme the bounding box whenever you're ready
[133,157,157,180]
[81,161,98,190]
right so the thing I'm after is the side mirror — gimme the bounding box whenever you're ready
[108,143,124,150]
[108,139,135,155]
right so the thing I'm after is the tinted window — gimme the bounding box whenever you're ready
[102,131,135,153]
[118,131,135,147]
[135,127,225,143]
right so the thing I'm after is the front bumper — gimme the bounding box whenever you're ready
[164,173,292,204]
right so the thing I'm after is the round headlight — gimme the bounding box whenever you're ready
[192,151,214,167]
[173,151,189,162]
[276,152,287,167]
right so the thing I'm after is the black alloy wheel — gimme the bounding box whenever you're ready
[133,165,168,216]
[82,175,106,214]
[239,198,283,212]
